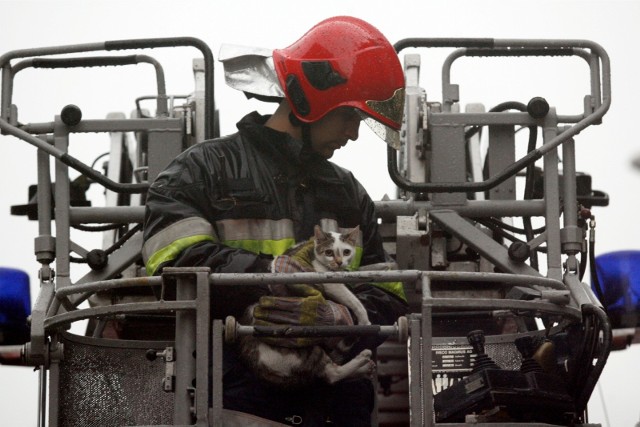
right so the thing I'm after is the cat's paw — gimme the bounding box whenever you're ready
[353,349,376,377]
[357,349,372,359]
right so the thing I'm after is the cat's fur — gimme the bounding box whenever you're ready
[237,225,374,389]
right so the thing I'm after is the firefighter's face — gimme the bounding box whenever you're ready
[310,107,361,159]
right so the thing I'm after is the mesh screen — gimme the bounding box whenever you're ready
[56,333,174,427]
[485,341,523,370]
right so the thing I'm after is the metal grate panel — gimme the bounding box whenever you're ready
[55,332,174,427]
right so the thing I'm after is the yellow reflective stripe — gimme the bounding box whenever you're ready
[346,246,364,271]
[216,218,296,255]
[142,217,216,263]
[370,281,407,301]
[345,246,407,301]
[224,238,296,256]
[146,235,215,276]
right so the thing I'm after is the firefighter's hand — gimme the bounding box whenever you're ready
[253,291,354,348]
[269,238,315,273]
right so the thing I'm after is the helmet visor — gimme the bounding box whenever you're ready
[361,116,401,149]
[362,87,405,149]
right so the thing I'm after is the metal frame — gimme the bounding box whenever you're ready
[0,37,614,426]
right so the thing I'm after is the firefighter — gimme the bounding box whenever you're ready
[142,16,408,426]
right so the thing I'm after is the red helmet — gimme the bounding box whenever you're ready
[273,16,405,146]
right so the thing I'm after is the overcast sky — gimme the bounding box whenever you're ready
[1,1,639,426]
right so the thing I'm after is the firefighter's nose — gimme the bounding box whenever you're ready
[346,120,360,141]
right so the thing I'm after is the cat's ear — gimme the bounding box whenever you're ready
[314,224,326,240]
[345,225,360,245]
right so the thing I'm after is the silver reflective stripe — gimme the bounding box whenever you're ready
[142,217,216,263]
[215,218,294,241]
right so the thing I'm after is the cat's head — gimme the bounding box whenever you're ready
[313,225,360,271]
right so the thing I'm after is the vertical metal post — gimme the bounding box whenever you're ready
[421,275,435,427]
[37,367,47,427]
[408,314,423,427]
[1,63,12,121]
[195,269,211,426]
[561,138,583,258]
[561,138,578,229]
[48,356,61,427]
[147,128,184,182]
[174,271,198,425]
[542,118,563,280]
[36,144,53,237]
[53,117,71,290]
[211,319,224,424]
[36,144,55,280]
[430,120,466,206]
[487,125,516,201]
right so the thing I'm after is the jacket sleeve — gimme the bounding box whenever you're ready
[142,144,271,316]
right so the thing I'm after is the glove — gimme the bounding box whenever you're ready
[269,238,315,274]
[268,238,315,298]
[253,294,354,348]
[255,238,354,348]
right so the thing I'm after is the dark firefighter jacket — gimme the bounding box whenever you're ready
[142,112,407,323]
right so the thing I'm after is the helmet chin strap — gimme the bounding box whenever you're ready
[289,111,313,151]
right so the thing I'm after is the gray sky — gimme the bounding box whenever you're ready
[1,1,639,426]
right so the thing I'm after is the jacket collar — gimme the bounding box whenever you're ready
[237,112,345,186]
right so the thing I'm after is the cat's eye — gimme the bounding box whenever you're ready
[324,250,334,257]
[343,249,351,256]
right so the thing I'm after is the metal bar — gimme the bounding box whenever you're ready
[55,275,161,297]
[430,120,466,206]
[429,209,542,277]
[542,124,563,281]
[1,63,12,122]
[425,298,581,319]
[38,368,47,427]
[56,268,567,306]
[235,323,399,338]
[0,116,149,193]
[35,143,55,275]
[0,37,215,138]
[43,300,194,329]
[561,138,583,258]
[431,111,541,126]
[564,268,600,308]
[74,232,143,285]
[422,275,435,427]
[36,144,53,237]
[12,54,169,116]
[408,314,423,427]
[174,272,197,425]
[487,125,516,200]
[53,120,71,290]
[208,270,423,285]
[20,117,182,134]
[47,354,61,427]
[67,234,145,308]
[195,270,211,426]
[103,37,215,139]
[374,199,546,220]
[423,270,564,290]
[70,206,145,224]
[211,319,224,425]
